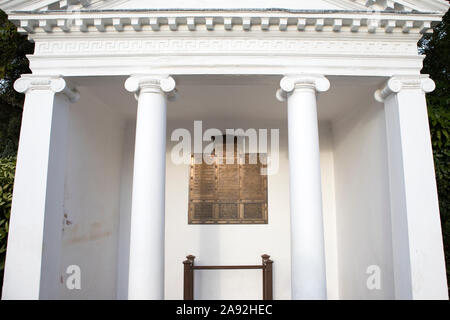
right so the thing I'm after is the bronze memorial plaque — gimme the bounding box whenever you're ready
[188,153,268,224]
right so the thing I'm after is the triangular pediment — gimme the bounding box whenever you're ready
[91,0,365,11]
[0,0,448,13]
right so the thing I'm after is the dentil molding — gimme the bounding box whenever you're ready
[11,11,438,36]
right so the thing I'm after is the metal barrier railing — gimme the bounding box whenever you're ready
[183,254,273,300]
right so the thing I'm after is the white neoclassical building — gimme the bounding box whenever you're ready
[0,0,448,300]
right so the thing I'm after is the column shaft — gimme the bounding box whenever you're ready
[279,75,329,300]
[377,75,448,299]
[2,75,78,300]
[126,75,175,300]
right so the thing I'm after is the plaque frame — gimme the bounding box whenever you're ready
[188,153,268,224]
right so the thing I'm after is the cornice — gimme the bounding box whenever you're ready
[8,10,443,36]
[1,0,448,13]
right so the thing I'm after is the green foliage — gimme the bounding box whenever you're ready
[0,10,34,104]
[0,9,33,297]
[420,9,450,293]
[0,10,34,157]
[428,102,450,282]
[427,102,450,290]
[0,157,15,294]
[419,11,450,98]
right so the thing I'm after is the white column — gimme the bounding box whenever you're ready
[2,75,79,300]
[375,75,448,299]
[124,75,176,300]
[277,75,330,300]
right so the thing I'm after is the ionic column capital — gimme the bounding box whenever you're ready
[125,75,177,100]
[14,74,80,103]
[276,74,330,102]
[374,75,436,103]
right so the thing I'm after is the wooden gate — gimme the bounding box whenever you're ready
[183,254,273,300]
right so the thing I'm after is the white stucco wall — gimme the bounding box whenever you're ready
[114,120,339,300]
[58,86,126,299]
[319,123,339,300]
[332,99,395,299]
[164,123,292,300]
[116,122,135,300]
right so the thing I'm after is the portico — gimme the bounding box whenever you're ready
[0,0,448,300]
